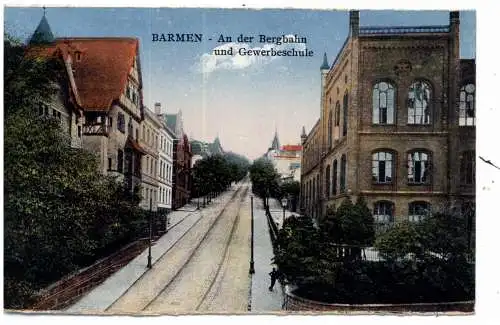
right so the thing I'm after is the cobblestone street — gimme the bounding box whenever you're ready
[66,183,289,315]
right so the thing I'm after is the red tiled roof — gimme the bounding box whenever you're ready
[281,145,302,151]
[26,38,139,111]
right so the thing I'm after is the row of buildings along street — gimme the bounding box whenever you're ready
[4,8,478,314]
[27,13,225,214]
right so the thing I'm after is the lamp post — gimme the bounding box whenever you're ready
[281,198,288,227]
[249,195,255,274]
[147,197,153,269]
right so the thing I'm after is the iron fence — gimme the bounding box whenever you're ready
[321,243,475,264]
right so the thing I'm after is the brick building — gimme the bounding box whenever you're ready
[171,134,192,209]
[300,11,475,236]
[163,110,193,209]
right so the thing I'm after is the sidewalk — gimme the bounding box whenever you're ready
[65,186,238,314]
[250,198,284,312]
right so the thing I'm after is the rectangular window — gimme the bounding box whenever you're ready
[78,126,82,138]
[108,158,112,171]
[117,149,124,173]
[117,113,125,133]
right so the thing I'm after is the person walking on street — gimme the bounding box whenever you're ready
[269,267,278,291]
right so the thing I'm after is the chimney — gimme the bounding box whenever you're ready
[450,11,460,26]
[349,10,359,37]
[154,102,162,114]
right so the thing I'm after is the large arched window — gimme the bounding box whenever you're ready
[325,165,331,198]
[408,151,431,184]
[328,109,333,148]
[373,81,395,124]
[343,92,349,136]
[459,83,475,126]
[460,150,475,185]
[335,102,340,126]
[407,81,432,125]
[304,183,308,205]
[340,154,347,193]
[312,177,316,202]
[372,151,394,183]
[408,201,431,222]
[373,201,394,223]
[316,174,320,200]
[332,159,338,195]
[306,181,311,206]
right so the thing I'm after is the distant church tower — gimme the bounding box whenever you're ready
[271,129,280,151]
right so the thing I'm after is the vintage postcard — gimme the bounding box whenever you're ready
[3,3,484,320]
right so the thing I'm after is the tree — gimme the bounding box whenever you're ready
[273,215,323,285]
[280,180,300,211]
[4,35,145,308]
[249,157,280,206]
[375,212,469,262]
[191,152,250,200]
[374,221,420,261]
[330,197,375,246]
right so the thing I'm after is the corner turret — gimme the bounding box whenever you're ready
[29,9,55,45]
[320,52,330,71]
[301,126,307,145]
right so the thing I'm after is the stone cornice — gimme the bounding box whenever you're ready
[361,43,445,50]
[360,190,446,196]
[358,131,449,136]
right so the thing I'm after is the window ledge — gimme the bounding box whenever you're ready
[407,182,431,186]
[371,123,396,127]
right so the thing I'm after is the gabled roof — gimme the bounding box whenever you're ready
[282,145,302,152]
[27,37,140,111]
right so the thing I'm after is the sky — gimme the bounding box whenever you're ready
[4,7,476,160]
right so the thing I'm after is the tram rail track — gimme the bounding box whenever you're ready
[105,183,249,313]
[142,185,249,313]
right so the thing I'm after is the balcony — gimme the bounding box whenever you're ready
[83,122,109,136]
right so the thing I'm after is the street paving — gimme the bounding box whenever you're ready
[197,194,252,313]
[140,186,249,314]
[66,187,290,315]
[65,186,238,314]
